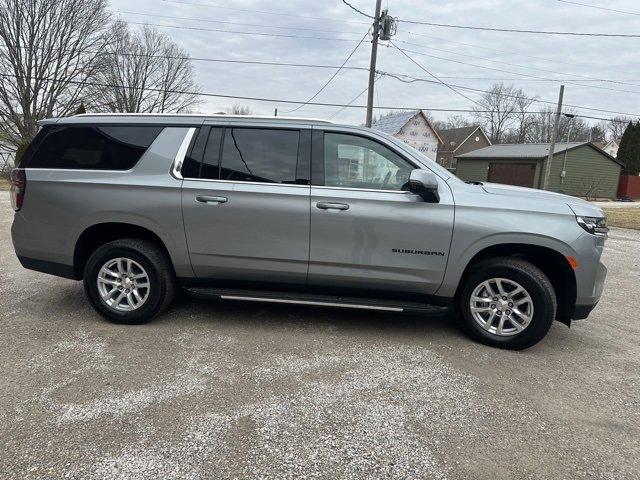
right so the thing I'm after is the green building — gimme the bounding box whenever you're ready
[455,142,623,199]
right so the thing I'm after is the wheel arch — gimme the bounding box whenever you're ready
[74,222,174,279]
[453,243,577,326]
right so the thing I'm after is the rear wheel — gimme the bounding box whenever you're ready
[457,257,556,350]
[83,239,176,324]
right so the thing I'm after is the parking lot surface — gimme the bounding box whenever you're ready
[1,191,639,479]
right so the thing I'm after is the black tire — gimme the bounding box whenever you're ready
[457,257,556,350]
[83,238,176,324]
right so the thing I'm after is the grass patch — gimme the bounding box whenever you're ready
[603,207,640,230]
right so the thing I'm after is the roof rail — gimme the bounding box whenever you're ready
[73,113,334,124]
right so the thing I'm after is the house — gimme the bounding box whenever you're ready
[371,110,443,161]
[436,125,491,171]
[455,142,624,199]
[601,139,619,158]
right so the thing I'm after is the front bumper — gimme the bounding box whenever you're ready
[573,260,607,320]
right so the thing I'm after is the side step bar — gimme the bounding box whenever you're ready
[186,288,449,314]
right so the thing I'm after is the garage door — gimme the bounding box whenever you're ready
[488,163,536,188]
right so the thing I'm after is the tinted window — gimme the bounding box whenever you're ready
[200,128,224,179]
[181,128,205,179]
[220,128,299,183]
[26,125,162,170]
[323,133,413,190]
[181,127,224,179]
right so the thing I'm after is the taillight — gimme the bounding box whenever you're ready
[10,168,26,211]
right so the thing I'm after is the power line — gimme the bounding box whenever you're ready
[121,9,639,88]
[377,70,640,117]
[119,10,361,35]
[395,39,640,88]
[126,21,361,42]
[7,71,631,121]
[404,30,610,74]
[389,41,486,107]
[396,18,640,37]
[160,0,370,25]
[329,77,380,120]
[115,18,640,91]
[4,41,633,117]
[387,44,640,95]
[555,0,640,16]
[281,29,371,114]
[0,44,370,71]
[341,0,374,19]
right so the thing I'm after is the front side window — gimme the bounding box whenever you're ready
[323,133,413,190]
[26,125,162,170]
[220,128,300,183]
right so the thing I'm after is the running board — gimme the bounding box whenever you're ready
[186,288,449,314]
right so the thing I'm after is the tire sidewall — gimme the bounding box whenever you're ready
[459,263,555,349]
[84,244,166,324]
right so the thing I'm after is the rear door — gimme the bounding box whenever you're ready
[308,129,454,296]
[180,123,311,285]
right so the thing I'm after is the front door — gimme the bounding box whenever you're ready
[181,125,311,285]
[308,130,454,296]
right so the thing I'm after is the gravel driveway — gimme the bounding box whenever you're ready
[1,191,639,479]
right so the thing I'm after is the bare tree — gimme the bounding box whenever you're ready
[227,105,253,115]
[88,22,199,113]
[473,83,525,143]
[0,0,110,148]
[605,116,629,141]
[433,114,475,131]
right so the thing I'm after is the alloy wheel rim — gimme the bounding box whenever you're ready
[96,257,150,312]
[469,277,534,337]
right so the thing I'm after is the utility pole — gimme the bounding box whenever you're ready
[365,0,383,128]
[542,84,564,190]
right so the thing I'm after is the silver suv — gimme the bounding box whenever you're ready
[10,114,608,349]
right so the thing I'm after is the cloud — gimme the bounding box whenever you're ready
[110,0,640,125]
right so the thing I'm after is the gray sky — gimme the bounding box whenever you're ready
[109,0,640,126]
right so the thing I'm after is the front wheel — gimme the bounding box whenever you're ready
[83,239,176,324]
[457,257,556,350]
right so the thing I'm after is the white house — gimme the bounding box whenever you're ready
[601,139,619,158]
[371,110,443,161]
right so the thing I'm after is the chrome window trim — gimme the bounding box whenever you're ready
[311,185,414,195]
[180,177,310,189]
[171,127,196,180]
[24,167,135,173]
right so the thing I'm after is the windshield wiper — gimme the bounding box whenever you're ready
[466,181,484,185]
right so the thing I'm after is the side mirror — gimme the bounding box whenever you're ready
[407,169,440,203]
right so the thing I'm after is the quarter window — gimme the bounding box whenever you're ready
[219,128,300,183]
[26,125,162,170]
[323,133,413,190]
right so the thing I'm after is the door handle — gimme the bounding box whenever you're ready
[316,202,349,211]
[196,195,228,204]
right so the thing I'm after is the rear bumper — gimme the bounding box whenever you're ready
[17,255,78,280]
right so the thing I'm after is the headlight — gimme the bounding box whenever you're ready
[576,216,608,236]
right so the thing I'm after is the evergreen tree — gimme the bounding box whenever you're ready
[617,121,640,175]
[74,101,86,115]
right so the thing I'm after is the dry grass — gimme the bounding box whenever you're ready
[0,177,10,191]
[603,207,640,230]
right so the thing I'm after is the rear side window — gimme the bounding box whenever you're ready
[25,125,162,170]
[219,128,299,183]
